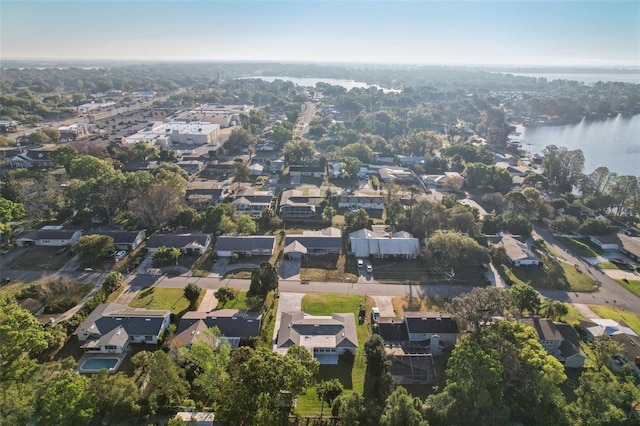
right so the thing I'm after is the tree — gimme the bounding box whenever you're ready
[224,127,256,155]
[102,271,123,293]
[344,208,370,233]
[404,199,447,239]
[426,230,489,269]
[550,215,580,234]
[235,213,257,235]
[232,162,250,183]
[341,142,373,163]
[591,335,622,372]
[129,141,159,162]
[568,370,635,425]
[447,287,511,332]
[522,173,550,191]
[286,345,320,377]
[249,261,278,296]
[539,299,569,321]
[332,391,367,425]
[322,206,336,223]
[28,129,52,144]
[269,122,293,147]
[317,379,344,416]
[0,294,51,373]
[447,204,478,236]
[506,283,540,316]
[69,155,115,180]
[73,235,114,264]
[89,370,141,424]
[380,386,429,426]
[283,139,315,163]
[443,174,463,191]
[363,334,393,406]
[50,145,78,172]
[505,188,542,221]
[578,218,616,235]
[151,246,182,267]
[132,350,189,414]
[129,184,185,229]
[178,338,230,403]
[183,283,202,308]
[541,145,584,192]
[38,370,94,426]
[463,162,512,193]
[342,156,362,178]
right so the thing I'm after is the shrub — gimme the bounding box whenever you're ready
[215,286,237,304]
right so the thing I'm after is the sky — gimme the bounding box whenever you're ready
[1,1,639,67]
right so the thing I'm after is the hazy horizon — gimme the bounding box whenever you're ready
[2,1,639,68]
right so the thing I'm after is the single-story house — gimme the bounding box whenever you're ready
[214,235,276,257]
[397,156,425,166]
[349,225,421,259]
[590,233,640,262]
[494,234,541,266]
[231,194,274,218]
[276,311,358,364]
[279,189,324,219]
[205,161,235,177]
[580,318,639,341]
[378,312,459,355]
[177,160,205,175]
[6,148,56,169]
[289,164,325,178]
[283,227,342,259]
[14,228,82,247]
[378,167,414,184]
[173,412,215,426]
[177,309,263,349]
[122,161,159,173]
[249,163,264,176]
[89,229,146,251]
[74,303,171,352]
[337,194,385,210]
[185,188,225,210]
[589,233,623,251]
[269,160,285,174]
[146,233,212,255]
[521,317,586,369]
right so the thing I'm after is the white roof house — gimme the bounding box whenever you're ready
[349,225,420,259]
[581,318,638,339]
[125,121,220,146]
[495,234,541,266]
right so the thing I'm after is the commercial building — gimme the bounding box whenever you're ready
[125,121,220,146]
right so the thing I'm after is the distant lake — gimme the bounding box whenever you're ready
[501,72,640,85]
[511,114,640,176]
[240,76,399,92]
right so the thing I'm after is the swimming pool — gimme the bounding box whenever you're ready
[80,357,120,372]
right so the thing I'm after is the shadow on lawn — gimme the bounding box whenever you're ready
[316,353,354,390]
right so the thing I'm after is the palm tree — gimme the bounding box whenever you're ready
[540,299,569,321]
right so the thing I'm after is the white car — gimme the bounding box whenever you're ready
[357,259,364,268]
[366,265,373,273]
[115,250,127,260]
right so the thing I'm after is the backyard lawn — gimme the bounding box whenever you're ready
[7,247,71,270]
[295,293,375,415]
[588,305,640,335]
[129,287,192,315]
[615,279,640,298]
[556,237,603,258]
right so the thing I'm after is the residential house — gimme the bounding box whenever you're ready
[14,228,82,247]
[185,188,225,210]
[378,313,459,353]
[122,161,159,173]
[495,161,533,177]
[564,203,596,221]
[283,227,342,259]
[146,233,212,255]
[89,229,146,251]
[249,163,265,176]
[173,412,215,426]
[279,189,324,219]
[378,167,414,184]
[494,234,541,266]
[74,303,171,352]
[230,189,274,218]
[177,160,205,175]
[580,318,639,341]
[397,155,425,166]
[337,193,385,210]
[289,164,325,178]
[205,161,235,177]
[349,225,421,259]
[373,152,395,165]
[590,233,640,262]
[6,148,56,169]
[269,160,285,174]
[276,311,358,364]
[214,235,276,257]
[521,317,586,369]
[176,309,263,349]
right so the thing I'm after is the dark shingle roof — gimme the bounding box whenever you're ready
[178,309,262,339]
[17,229,80,241]
[404,313,459,334]
[284,235,342,251]
[147,233,211,249]
[90,230,143,245]
[74,303,170,338]
[214,236,275,252]
[378,317,409,341]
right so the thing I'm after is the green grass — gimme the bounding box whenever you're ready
[7,247,72,270]
[615,279,640,298]
[556,237,603,258]
[499,256,597,292]
[217,290,250,310]
[296,294,374,416]
[300,255,358,283]
[598,261,621,270]
[372,259,487,286]
[129,287,189,315]
[191,249,215,277]
[562,303,586,327]
[587,305,640,335]
[258,292,279,348]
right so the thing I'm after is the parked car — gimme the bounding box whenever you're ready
[357,259,364,268]
[366,264,373,273]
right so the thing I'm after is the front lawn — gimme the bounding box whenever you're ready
[296,293,375,415]
[587,305,640,335]
[391,296,446,316]
[615,279,640,298]
[598,261,621,270]
[556,237,603,258]
[372,259,487,286]
[7,247,72,270]
[499,256,597,292]
[300,255,358,283]
[129,287,190,315]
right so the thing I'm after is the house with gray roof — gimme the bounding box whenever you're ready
[276,311,358,364]
[74,303,171,353]
[147,233,212,255]
[522,317,585,369]
[177,309,263,349]
[349,225,420,259]
[279,189,324,219]
[283,227,343,259]
[337,193,385,210]
[89,229,146,251]
[378,312,459,354]
[289,164,325,178]
[494,234,540,266]
[590,233,640,262]
[185,188,225,210]
[14,229,82,247]
[214,235,276,257]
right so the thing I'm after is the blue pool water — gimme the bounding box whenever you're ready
[81,358,119,371]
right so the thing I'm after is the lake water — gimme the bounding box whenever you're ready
[502,72,640,85]
[511,114,640,176]
[240,76,399,92]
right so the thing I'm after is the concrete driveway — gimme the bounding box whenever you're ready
[280,259,302,280]
[272,292,305,349]
[371,296,395,316]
